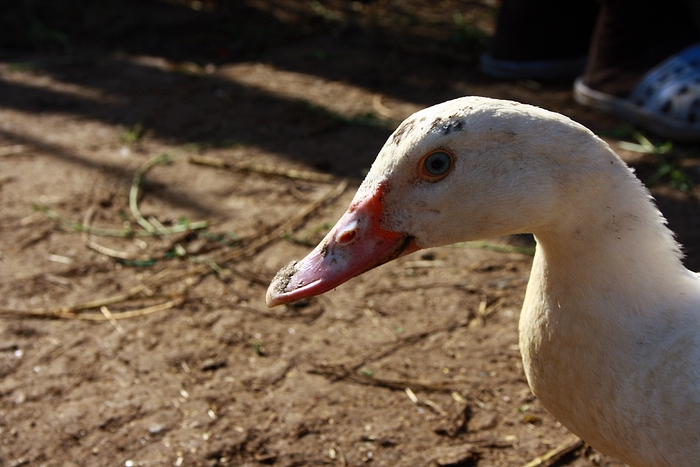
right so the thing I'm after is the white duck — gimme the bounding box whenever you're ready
[266,96,700,467]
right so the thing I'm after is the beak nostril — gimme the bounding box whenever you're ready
[337,230,357,244]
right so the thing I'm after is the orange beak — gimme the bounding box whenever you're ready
[266,185,420,307]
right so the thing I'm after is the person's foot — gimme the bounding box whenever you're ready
[574,0,700,140]
[574,43,700,141]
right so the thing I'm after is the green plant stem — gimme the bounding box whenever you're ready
[129,153,172,232]
[34,204,209,237]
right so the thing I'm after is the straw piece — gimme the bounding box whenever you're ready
[129,153,172,233]
[0,295,185,321]
[218,179,348,264]
[521,435,584,467]
[0,145,26,157]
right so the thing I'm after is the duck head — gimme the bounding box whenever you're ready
[266,96,605,307]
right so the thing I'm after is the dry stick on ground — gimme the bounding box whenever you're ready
[81,205,134,260]
[348,319,467,373]
[52,180,348,316]
[521,435,584,467]
[1,180,347,320]
[100,305,125,332]
[189,154,335,183]
[404,387,449,416]
[216,179,348,264]
[13,224,54,252]
[35,153,207,238]
[0,144,26,157]
[143,178,348,282]
[59,266,179,312]
[137,180,349,306]
[4,160,345,320]
[85,240,134,260]
[0,295,185,321]
[309,366,467,394]
[0,264,181,319]
[310,319,469,392]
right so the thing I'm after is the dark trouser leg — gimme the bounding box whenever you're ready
[583,0,699,97]
[487,0,599,61]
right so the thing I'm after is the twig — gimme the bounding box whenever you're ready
[81,205,133,260]
[308,319,471,395]
[0,295,185,321]
[12,162,340,323]
[218,179,348,263]
[33,266,179,315]
[147,216,167,231]
[100,306,125,332]
[85,240,133,260]
[309,366,466,393]
[0,145,26,157]
[189,155,335,183]
[13,225,54,252]
[423,398,448,416]
[129,153,172,233]
[521,435,584,467]
[347,319,467,373]
[405,387,448,415]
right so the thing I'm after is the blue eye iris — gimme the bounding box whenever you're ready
[424,151,451,176]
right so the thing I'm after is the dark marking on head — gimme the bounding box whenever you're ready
[441,120,464,135]
[430,115,466,136]
[392,119,416,145]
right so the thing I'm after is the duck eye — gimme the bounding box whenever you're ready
[418,150,453,181]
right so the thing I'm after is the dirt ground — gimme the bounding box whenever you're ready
[1,2,700,466]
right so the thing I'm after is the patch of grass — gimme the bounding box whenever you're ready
[519,80,542,91]
[450,12,490,50]
[22,6,72,52]
[117,258,157,267]
[617,132,695,192]
[198,230,240,247]
[253,342,265,356]
[6,62,38,72]
[34,204,210,238]
[121,123,144,145]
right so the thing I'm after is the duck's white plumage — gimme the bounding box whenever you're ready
[267,96,700,467]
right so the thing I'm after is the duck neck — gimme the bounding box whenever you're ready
[531,160,686,319]
[521,174,692,467]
